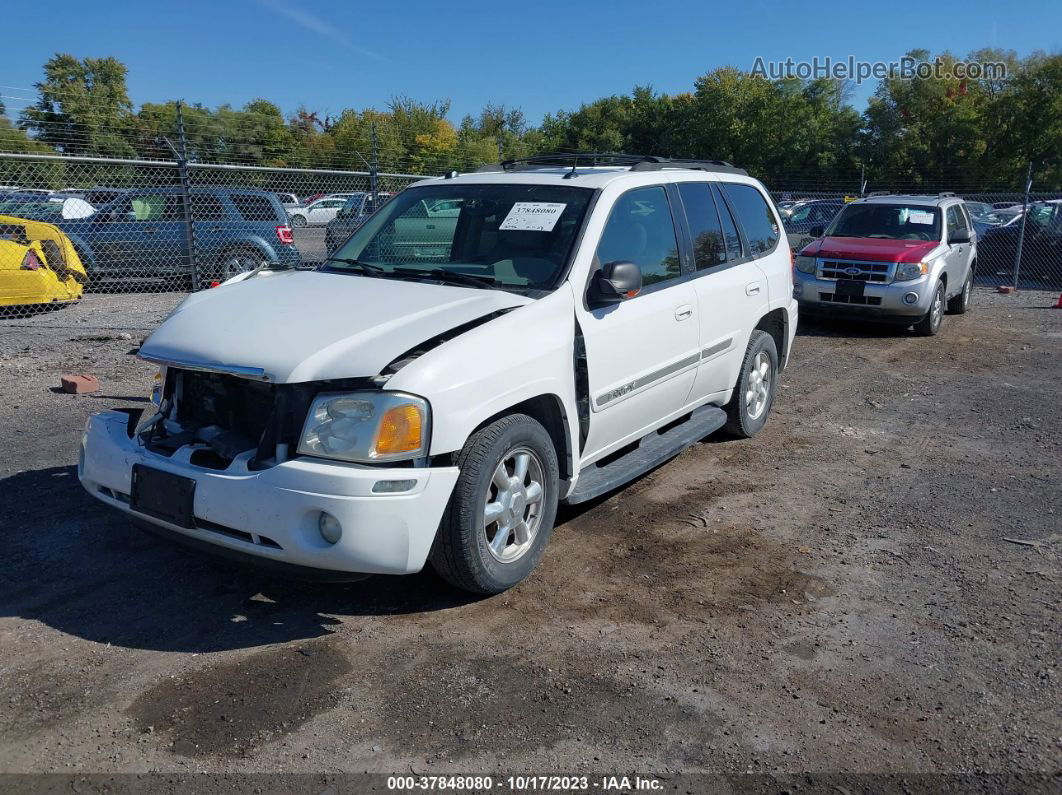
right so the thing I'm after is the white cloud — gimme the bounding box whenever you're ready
[255,0,388,62]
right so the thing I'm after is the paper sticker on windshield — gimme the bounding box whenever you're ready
[908,211,934,225]
[499,202,566,232]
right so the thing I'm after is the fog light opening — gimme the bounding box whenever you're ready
[318,512,343,545]
[903,292,919,305]
[372,479,417,494]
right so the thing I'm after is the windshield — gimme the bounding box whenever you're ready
[327,183,594,292]
[827,203,942,241]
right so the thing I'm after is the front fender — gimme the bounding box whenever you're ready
[386,286,580,471]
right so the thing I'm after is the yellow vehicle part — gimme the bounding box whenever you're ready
[0,214,86,307]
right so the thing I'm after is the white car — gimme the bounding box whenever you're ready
[79,156,797,594]
[287,194,363,227]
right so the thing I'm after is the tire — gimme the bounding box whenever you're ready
[290,214,307,228]
[947,269,973,315]
[913,281,945,336]
[722,330,779,438]
[431,414,559,595]
[217,247,266,282]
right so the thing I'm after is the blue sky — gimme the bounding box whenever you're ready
[2,0,1059,124]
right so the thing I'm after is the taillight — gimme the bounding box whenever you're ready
[276,225,294,245]
[21,250,42,270]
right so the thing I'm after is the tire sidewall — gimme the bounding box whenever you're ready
[440,416,559,593]
[733,331,779,437]
[220,248,263,281]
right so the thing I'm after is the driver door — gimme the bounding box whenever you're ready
[575,185,700,464]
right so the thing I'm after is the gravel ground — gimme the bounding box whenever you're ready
[0,287,1059,789]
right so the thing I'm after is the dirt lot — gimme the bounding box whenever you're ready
[0,289,1059,788]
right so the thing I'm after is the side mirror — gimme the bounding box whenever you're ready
[589,261,642,305]
[950,228,972,244]
[808,225,825,238]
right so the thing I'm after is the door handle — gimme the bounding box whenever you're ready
[674,305,694,321]
[745,282,761,296]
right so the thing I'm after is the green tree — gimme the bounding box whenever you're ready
[20,54,136,157]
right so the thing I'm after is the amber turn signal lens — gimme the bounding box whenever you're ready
[374,403,425,457]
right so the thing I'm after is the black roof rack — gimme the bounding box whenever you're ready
[475,152,748,177]
[866,190,892,197]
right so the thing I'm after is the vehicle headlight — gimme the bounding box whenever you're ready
[895,261,929,281]
[297,391,430,463]
[794,255,817,274]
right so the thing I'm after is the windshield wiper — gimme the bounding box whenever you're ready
[392,268,496,289]
[323,257,385,276]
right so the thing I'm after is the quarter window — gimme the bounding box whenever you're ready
[722,183,780,255]
[231,194,279,221]
[677,183,726,270]
[596,186,681,287]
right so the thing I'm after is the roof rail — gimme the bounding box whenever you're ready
[938,191,956,197]
[867,190,891,197]
[475,152,749,177]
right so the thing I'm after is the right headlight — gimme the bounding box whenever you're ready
[297,391,430,464]
[895,261,929,281]
[794,255,817,274]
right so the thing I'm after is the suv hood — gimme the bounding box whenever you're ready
[801,236,941,263]
[140,270,530,383]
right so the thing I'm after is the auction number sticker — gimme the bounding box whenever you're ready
[908,211,934,224]
[499,202,567,232]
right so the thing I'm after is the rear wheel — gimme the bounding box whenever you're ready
[947,270,973,314]
[723,330,779,438]
[914,281,945,335]
[216,247,265,282]
[290,214,307,228]
[431,414,559,594]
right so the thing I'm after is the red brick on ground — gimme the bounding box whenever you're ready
[60,374,100,394]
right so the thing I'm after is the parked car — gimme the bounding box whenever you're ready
[275,192,301,209]
[783,199,845,250]
[0,192,96,219]
[0,214,86,308]
[55,187,300,284]
[323,192,398,253]
[977,200,1062,283]
[794,193,976,334]
[288,193,364,227]
[79,155,796,594]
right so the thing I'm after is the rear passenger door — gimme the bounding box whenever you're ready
[676,181,774,400]
[575,185,701,463]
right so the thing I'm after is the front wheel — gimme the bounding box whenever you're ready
[722,330,779,438]
[914,281,945,336]
[431,414,559,594]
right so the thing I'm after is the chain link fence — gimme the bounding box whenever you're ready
[1,151,1060,325]
[0,151,423,322]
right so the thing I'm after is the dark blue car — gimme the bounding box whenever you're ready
[36,187,301,287]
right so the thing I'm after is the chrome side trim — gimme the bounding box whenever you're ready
[702,338,733,359]
[137,352,270,381]
[595,352,701,408]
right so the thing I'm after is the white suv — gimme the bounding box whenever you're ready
[79,155,798,594]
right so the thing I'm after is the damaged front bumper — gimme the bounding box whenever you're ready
[78,410,460,576]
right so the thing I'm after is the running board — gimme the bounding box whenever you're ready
[566,405,727,505]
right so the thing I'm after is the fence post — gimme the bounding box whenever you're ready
[1010,162,1034,291]
[370,121,379,203]
[174,101,200,291]
[859,163,866,197]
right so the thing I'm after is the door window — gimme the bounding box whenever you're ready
[721,183,780,255]
[677,182,726,270]
[123,194,184,221]
[711,185,744,260]
[595,186,681,287]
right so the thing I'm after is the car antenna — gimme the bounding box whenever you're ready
[563,156,579,180]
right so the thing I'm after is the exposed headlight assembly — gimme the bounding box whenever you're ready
[794,255,817,274]
[895,260,930,282]
[297,391,430,463]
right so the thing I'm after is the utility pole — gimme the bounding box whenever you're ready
[1011,162,1034,291]
[173,101,200,291]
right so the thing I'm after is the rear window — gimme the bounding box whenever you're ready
[230,194,280,222]
[722,183,780,255]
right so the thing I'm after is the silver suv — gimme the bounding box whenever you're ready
[793,193,976,335]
